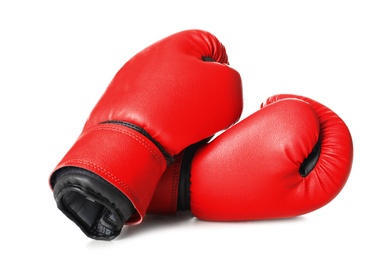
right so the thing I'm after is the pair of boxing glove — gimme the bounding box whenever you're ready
[48,29,353,240]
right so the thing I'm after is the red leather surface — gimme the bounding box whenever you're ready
[147,152,183,215]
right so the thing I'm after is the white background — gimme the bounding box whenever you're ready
[1,1,384,259]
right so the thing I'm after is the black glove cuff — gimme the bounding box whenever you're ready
[51,167,134,240]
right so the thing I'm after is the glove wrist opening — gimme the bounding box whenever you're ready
[51,167,135,240]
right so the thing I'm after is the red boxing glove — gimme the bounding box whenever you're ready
[148,94,353,221]
[49,29,243,240]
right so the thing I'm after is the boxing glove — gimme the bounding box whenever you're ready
[148,94,353,221]
[48,29,243,240]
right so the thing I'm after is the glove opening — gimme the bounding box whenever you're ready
[51,167,135,240]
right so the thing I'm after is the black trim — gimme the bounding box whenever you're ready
[177,146,195,211]
[100,120,174,165]
[299,137,322,177]
[202,56,215,62]
[51,167,135,241]
[177,137,213,211]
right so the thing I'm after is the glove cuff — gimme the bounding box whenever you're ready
[50,123,168,235]
[51,167,134,240]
